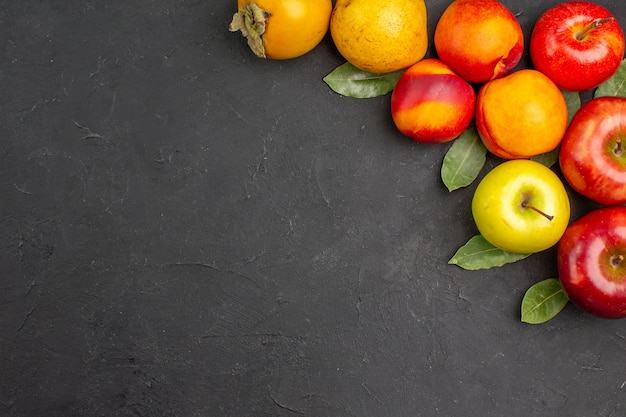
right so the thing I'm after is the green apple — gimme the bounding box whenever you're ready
[471,159,570,254]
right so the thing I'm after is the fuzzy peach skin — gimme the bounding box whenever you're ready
[475,69,568,159]
[391,59,476,143]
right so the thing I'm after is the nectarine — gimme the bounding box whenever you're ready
[476,69,568,159]
[391,59,476,144]
[434,0,524,83]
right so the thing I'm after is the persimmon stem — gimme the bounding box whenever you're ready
[229,3,270,58]
[521,201,554,221]
[575,17,614,41]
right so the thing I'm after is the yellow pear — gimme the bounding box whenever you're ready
[330,0,428,73]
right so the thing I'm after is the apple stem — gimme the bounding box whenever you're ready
[614,139,624,157]
[611,254,624,268]
[575,17,615,41]
[521,201,554,221]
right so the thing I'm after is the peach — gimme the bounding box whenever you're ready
[475,69,568,159]
[434,0,524,84]
[390,58,476,144]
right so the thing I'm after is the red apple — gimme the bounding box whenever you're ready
[391,58,476,144]
[530,1,625,92]
[559,96,626,205]
[557,206,626,319]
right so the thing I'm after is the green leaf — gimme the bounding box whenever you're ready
[531,147,560,168]
[594,58,626,98]
[441,126,487,191]
[323,62,404,98]
[448,235,531,270]
[521,278,569,324]
[561,89,581,124]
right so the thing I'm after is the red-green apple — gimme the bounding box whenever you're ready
[559,96,626,205]
[472,160,571,254]
[557,206,626,319]
[530,1,625,92]
[391,58,476,144]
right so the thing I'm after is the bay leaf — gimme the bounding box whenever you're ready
[561,89,581,124]
[448,235,531,270]
[441,126,487,192]
[531,147,560,168]
[323,62,404,98]
[521,278,569,324]
[594,58,626,98]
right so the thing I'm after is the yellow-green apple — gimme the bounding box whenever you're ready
[559,96,626,205]
[475,69,568,159]
[558,206,626,319]
[434,0,524,83]
[530,1,625,92]
[472,160,571,254]
[390,58,476,144]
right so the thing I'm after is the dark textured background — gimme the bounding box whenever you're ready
[1,1,624,416]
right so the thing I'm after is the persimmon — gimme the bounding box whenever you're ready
[230,0,332,60]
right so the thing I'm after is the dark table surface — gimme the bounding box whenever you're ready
[1,1,625,416]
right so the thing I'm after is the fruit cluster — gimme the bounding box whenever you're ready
[229,1,626,323]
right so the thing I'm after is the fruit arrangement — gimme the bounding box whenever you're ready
[230,1,626,323]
